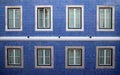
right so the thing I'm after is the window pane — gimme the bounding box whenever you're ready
[45,57,50,64]
[15,19,20,28]
[68,8,74,28]
[68,49,74,58]
[106,49,111,65]
[15,9,20,28]
[106,57,111,65]
[45,8,51,28]
[37,49,43,65]
[38,49,43,56]
[99,49,104,56]
[8,49,14,64]
[76,8,81,28]
[99,9,104,28]
[8,19,14,28]
[38,9,44,28]
[8,9,14,29]
[38,57,43,65]
[69,58,74,65]
[76,58,81,65]
[99,57,104,65]
[8,57,14,64]
[45,49,50,56]
[15,49,21,56]
[8,49,14,56]
[106,49,111,56]
[15,57,20,64]
[99,49,104,65]
[68,49,74,65]
[106,9,112,29]
[76,49,81,57]
[76,49,81,65]
[8,9,13,19]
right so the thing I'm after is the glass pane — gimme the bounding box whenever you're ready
[15,57,20,64]
[99,57,104,65]
[8,49,14,56]
[45,57,50,64]
[76,58,81,65]
[38,57,43,65]
[45,49,50,56]
[106,57,111,65]
[76,8,81,28]
[15,49,21,56]
[15,9,20,19]
[38,49,43,56]
[15,9,20,28]
[38,9,44,28]
[106,9,112,29]
[99,9,104,28]
[15,19,20,28]
[69,58,74,65]
[8,9,14,28]
[76,49,81,58]
[68,8,74,28]
[45,8,51,28]
[8,19,14,28]
[99,49,104,56]
[8,9,13,19]
[68,49,74,58]
[8,57,14,64]
[106,49,111,56]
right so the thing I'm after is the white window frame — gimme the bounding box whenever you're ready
[5,6,22,31]
[97,5,115,31]
[65,46,84,68]
[96,46,115,69]
[66,5,84,31]
[35,46,54,68]
[35,5,53,31]
[5,46,23,68]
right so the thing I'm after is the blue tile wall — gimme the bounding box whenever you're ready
[0,0,120,75]
[0,0,120,36]
[0,41,120,75]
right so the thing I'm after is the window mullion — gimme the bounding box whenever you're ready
[74,9,76,28]
[13,9,15,28]
[104,9,107,28]
[74,49,76,65]
[43,50,45,65]
[43,8,45,28]
[104,49,107,65]
[13,49,16,64]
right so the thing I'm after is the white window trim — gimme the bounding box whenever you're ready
[97,5,115,31]
[35,46,54,68]
[96,46,115,69]
[65,46,84,68]
[5,46,24,68]
[5,6,22,31]
[35,5,53,31]
[66,5,84,31]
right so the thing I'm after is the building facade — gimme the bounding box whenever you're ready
[0,0,120,75]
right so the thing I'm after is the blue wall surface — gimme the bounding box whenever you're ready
[0,0,120,75]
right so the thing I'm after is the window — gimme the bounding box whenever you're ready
[65,46,84,68]
[35,5,53,31]
[5,46,23,68]
[66,5,84,31]
[35,46,54,68]
[96,46,115,69]
[97,6,115,31]
[5,6,22,31]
